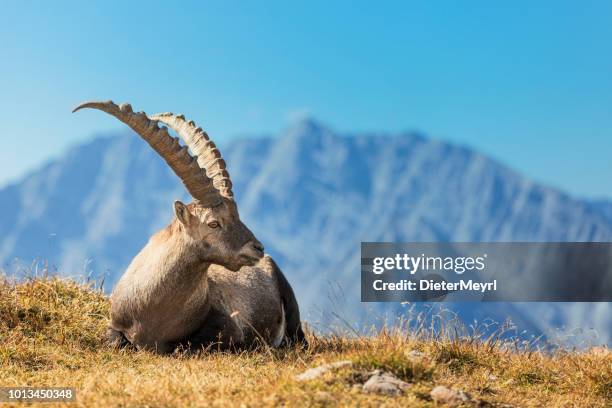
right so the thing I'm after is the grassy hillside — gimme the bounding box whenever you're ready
[0,277,609,407]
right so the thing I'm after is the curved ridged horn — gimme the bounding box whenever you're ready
[72,100,222,206]
[150,112,233,199]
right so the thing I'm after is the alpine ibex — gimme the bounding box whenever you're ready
[73,100,306,353]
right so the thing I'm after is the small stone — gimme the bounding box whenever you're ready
[430,385,471,406]
[405,349,425,359]
[362,370,411,396]
[295,360,353,381]
[487,373,498,381]
[589,346,610,357]
[315,391,332,401]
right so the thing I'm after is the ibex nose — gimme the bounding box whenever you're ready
[252,241,264,254]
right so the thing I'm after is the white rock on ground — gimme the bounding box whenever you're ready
[589,346,609,357]
[430,385,471,406]
[295,360,353,381]
[405,349,426,362]
[361,370,411,396]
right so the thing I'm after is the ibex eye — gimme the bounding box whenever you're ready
[208,221,220,228]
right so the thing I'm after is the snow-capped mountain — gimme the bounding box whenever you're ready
[1,119,610,345]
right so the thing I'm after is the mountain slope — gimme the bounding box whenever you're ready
[1,120,610,344]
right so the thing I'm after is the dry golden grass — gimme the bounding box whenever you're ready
[0,276,610,407]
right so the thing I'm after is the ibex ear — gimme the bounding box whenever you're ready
[173,200,191,226]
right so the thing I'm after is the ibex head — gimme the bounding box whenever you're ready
[172,199,263,271]
[73,101,264,271]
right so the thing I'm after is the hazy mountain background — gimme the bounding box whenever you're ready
[1,119,610,346]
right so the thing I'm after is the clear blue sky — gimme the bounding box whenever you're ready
[0,1,610,198]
